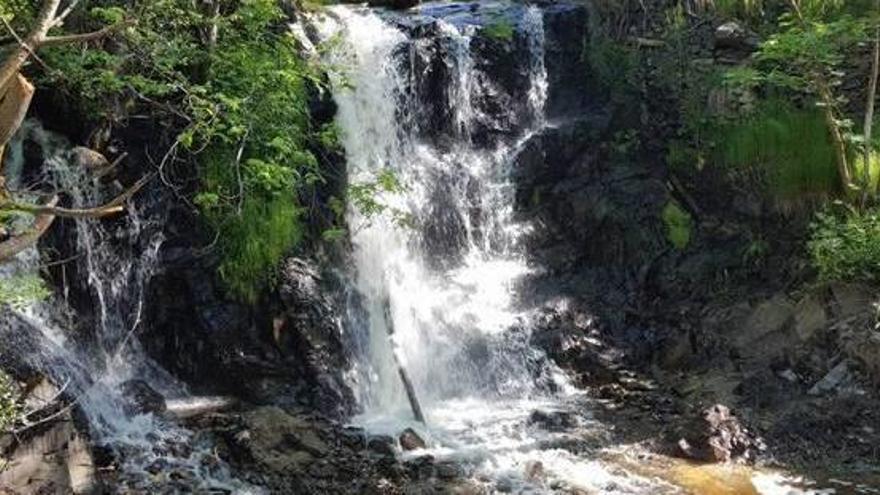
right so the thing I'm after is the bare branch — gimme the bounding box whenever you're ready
[3,173,154,219]
[40,19,135,48]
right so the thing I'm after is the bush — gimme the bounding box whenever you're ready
[809,208,880,284]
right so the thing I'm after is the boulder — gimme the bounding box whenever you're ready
[793,294,827,342]
[69,146,111,175]
[120,379,166,415]
[399,428,426,450]
[675,404,764,463]
[808,361,855,396]
[368,0,419,9]
[714,22,759,52]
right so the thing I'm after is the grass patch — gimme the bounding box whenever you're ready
[717,100,839,199]
[483,19,515,42]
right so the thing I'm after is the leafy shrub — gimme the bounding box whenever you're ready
[809,208,880,284]
[0,371,21,432]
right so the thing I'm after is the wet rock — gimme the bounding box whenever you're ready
[436,461,464,480]
[399,428,426,450]
[714,21,759,52]
[367,435,396,456]
[528,409,577,432]
[676,404,763,463]
[809,361,854,396]
[120,379,167,415]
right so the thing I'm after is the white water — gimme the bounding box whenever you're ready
[1,122,256,492]
[319,5,830,494]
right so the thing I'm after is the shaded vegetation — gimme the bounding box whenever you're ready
[810,207,880,283]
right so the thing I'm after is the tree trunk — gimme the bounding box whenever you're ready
[863,8,880,204]
[818,79,852,190]
[0,0,62,92]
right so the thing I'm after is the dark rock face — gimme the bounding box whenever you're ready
[144,254,354,419]
[675,404,764,463]
[120,379,166,415]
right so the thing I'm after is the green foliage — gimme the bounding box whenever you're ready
[0,371,20,433]
[483,19,515,42]
[662,200,693,250]
[0,275,50,309]
[809,207,880,283]
[34,0,326,301]
[587,37,640,104]
[717,100,839,198]
[323,168,412,241]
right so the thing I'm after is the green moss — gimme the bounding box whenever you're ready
[662,200,693,250]
[483,19,514,42]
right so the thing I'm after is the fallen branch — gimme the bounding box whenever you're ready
[3,173,154,219]
[0,196,59,262]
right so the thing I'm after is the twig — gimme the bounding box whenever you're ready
[234,128,250,215]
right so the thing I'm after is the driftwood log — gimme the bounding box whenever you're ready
[383,298,426,424]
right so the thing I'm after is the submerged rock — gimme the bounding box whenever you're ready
[120,379,166,415]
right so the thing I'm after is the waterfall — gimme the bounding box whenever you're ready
[1,122,256,492]
[321,4,553,415]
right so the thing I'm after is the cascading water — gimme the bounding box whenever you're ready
[0,121,256,492]
[317,4,657,493]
